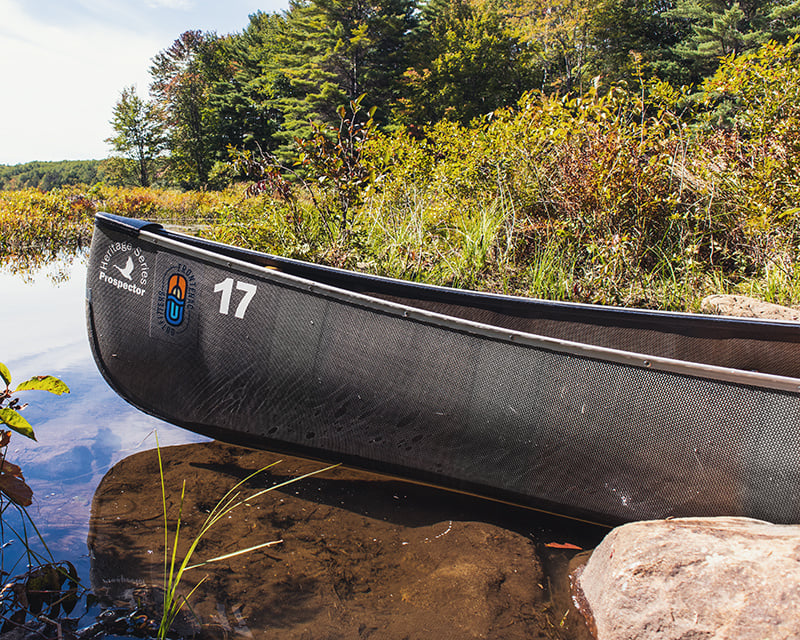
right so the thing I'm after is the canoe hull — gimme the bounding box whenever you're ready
[86,214,800,524]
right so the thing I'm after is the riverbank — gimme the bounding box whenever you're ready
[3,178,800,314]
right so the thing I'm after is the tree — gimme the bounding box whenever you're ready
[767,0,800,39]
[106,86,165,187]
[150,31,218,188]
[0,161,100,191]
[666,0,800,84]
[493,0,595,94]
[202,15,287,158]
[400,0,539,124]
[266,0,417,150]
[587,0,691,88]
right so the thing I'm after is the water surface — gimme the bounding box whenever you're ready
[1,255,208,580]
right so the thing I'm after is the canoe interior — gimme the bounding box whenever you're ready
[86,213,800,525]
[149,224,800,380]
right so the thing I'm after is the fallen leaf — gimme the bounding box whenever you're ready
[545,542,583,550]
[0,473,32,507]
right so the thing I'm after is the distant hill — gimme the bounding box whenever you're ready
[0,160,102,191]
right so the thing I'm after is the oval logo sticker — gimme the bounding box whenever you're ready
[165,273,187,327]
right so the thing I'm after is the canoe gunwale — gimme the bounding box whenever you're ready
[108,220,800,395]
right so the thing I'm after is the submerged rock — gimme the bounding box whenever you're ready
[700,294,800,321]
[87,442,596,640]
[573,517,800,640]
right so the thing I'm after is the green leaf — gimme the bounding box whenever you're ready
[0,408,36,440]
[15,376,70,395]
[0,363,10,388]
[185,539,284,571]
[779,207,800,220]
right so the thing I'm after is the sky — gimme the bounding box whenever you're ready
[0,0,290,165]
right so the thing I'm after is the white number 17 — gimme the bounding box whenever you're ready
[213,278,257,318]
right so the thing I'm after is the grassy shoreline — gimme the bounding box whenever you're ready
[2,182,798,313]
[4,40,800,311]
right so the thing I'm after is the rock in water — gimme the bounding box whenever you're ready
[573,517,800,640]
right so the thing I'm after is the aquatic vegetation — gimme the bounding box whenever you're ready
[88,184,235,224]
[0,185,238,270]
[0,561,82,636]
[0,188,94,267]
[0,362,82,637]
[0,361,69,569]
[155,434,339,639]
[0,361,69,504]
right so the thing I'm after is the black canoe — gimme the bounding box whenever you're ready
[86,212,800,525]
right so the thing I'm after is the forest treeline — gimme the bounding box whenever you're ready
[0,161,100,191]
[5,0,800,310]
[104,0,800,189]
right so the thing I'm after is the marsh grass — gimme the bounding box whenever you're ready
[522,240,578,301]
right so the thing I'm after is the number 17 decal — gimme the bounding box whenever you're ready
[213,278,257,318]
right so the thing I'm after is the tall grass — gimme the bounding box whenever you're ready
[5,42,800,311]
[0,189,93,266]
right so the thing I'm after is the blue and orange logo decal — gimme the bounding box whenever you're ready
[165,273,188,326]
[151,262,197,339]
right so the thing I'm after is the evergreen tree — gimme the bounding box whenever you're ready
[587,0,691,88]
[666,0,800,83]
[764,0,800,40]
[267,0,417,149]
[106,86,165,187]
[203,13,287,157]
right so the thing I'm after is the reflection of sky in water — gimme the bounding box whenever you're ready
[0,256,209,578]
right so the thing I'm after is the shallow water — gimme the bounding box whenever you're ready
[0,255,208,581]
[1,253,603,639]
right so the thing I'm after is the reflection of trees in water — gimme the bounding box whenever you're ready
[0,250,87,284]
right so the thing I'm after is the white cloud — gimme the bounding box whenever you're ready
[0,0,164,164]
[145,0,195,10]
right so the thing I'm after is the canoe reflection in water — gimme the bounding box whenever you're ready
[88,442,602,639]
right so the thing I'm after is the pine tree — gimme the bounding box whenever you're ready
[666,0,800,84]
[587,0,691,88]
[766,0,800,39]
[201,19,285,158]
[265,0,417,151]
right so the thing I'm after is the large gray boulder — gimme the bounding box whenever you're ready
[573,517,800,640]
